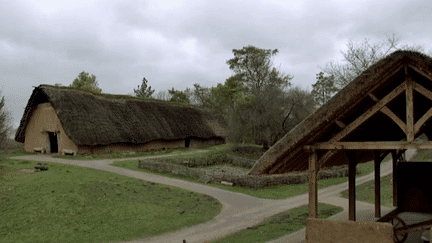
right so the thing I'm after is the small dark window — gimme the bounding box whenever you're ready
[185,137,190,148]
[48,132,58,153]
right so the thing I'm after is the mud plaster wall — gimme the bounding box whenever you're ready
[306,218,393,243]
[77,140,186,155]
[77,137,225,155]
[189,137,225,148]
[24,103,77,153]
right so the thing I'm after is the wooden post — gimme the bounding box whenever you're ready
[374,151,381,218]
[391,150,398,207]
[406,67,414,142]
[308,149,318,219]
[347,151,357,221]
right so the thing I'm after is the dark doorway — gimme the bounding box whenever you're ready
[48,132,58,153]
[185,137,190,148]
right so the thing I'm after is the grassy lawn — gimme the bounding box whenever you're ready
[339,150,432,208]
[0,155,222,243]
[211,203,344,243]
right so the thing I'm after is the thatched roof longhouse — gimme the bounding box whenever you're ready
[249,50,432,175]
[15,85,227,146]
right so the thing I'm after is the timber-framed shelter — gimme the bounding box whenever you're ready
[249,50,432,242]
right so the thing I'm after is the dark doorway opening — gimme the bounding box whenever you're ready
[48,132,58,153]
[185,137,190,148]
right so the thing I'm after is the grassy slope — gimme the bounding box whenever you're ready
[0,155,222,243]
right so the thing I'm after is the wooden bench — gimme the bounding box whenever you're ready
[62,149,77,156]
[33,147,46,154]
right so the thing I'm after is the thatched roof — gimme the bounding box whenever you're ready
[15,85,227,145]
[249,50,432,175]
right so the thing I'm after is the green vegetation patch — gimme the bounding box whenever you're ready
[340,174,393,208]
[211,203,343,243]
[0,158,222,243]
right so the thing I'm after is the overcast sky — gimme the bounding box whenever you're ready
[1,0,432,133]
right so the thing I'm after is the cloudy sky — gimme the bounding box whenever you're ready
[1,0,432,133]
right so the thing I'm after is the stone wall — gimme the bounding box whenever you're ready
[137,156,357,188]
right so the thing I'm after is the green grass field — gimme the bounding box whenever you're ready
[211,203,343,243]
[1,143,392,243]
[0,156,222,243]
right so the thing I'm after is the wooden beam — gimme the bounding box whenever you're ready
[347,151,357,221]
[391,151,398,207]
[308,149,318,219]
[306,141,432,150]
[413,81,432,101]
[374,151,382,218]
[369,93,407,135]
[335,120,346,129]
[406,75,414,142]
[415,107,432,134]
[330,82,406,142]
[409,64,432,82]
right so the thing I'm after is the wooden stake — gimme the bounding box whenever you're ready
[374,151,381,218]
[347,151,357,221]
[308,149,318,219]
[391,151,398,207]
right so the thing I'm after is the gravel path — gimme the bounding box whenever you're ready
[10,149,418,243]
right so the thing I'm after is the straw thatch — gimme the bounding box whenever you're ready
[15,85,227,146]
[249,50,432,175]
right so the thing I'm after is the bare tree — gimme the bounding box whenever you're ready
[0,90,13,150]
[153,90,170,101]
[322,33,430,89]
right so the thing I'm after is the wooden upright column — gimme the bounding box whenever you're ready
[347,151,357,221]
[391,151,398,207]
[308,149,318,219]
[374,151,382,218]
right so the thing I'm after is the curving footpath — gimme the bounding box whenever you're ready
[11,149,417,243]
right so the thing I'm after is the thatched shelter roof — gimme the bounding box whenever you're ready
[249,50,432,175]
[15,85,227,145]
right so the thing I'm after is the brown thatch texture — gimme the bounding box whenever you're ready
[249,50,432,175]
[15,85,227,145]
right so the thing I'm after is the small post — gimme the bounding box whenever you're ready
[347,151,357,221]
[391,150,398,207]
[308,148,319,219]
[374,151,381,218]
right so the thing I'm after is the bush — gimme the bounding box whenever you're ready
[228,144,266,159]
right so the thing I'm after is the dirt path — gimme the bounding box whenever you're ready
[10,149,417,243]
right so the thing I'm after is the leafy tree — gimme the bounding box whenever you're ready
[207,74,245,119]
[322,33,431,89]
[0,91,12,150]
[311,72,339,107]
[281,86,317,132]
[192,83,211,108]
[226,46,292,95]
[225,46,293,149]
[167,88,190,104]
[70,71,102,93]
[134,77,155,98]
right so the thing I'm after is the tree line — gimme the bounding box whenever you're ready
[1,33,430,151]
